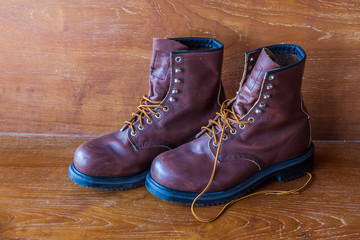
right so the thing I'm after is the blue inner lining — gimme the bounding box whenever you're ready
[169,37,223,50]
[265,44,305,60]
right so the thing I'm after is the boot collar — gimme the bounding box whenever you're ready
[246,44,306,73]
[148,37,224,102]
[169,37,224,53]
[237,44,306,99]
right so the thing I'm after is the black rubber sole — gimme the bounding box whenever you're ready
[145,143,314,205]
[68,162,149,190]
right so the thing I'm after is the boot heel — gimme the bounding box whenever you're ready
[275,146,314,182]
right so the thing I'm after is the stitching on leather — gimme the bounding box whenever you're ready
[242,158,262,170]
[246,63,264,91]
[276,121,308,162]
[127,130,138,150]
[275,79,311,158]
[208,138,217,159]
[238,54,248,90]
[240,72,268,121]
[139,144,172,150]
[218,152,265,168]
[300,92,312,147]
[136,138,174,150]
[151,50,170,80]
[219,156,262,170]
[216,81,222,107]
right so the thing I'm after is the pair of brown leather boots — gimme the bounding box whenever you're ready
[69,37,314,208]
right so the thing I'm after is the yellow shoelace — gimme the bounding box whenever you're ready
[124,96,167,134]
[191,99,313,222]
[201,99,253,145]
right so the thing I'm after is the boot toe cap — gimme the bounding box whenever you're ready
[73,131,162,177]
[73,138,111,177]
[73,132,132,177]
[150,142,213,192]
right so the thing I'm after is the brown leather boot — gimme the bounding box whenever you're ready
[69,37,225,189]
[146,44,314,205]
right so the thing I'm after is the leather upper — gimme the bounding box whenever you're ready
[74,37,225,177]
[151,44,311,192]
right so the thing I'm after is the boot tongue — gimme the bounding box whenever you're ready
[233,48,280,116]
[148,38,189,101]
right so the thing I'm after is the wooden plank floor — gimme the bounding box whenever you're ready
[0,135,359,239]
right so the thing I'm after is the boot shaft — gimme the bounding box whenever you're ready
[127,38,226,149]
[240,44,307,119]
[213,44,311,166]
[161,37,224,110]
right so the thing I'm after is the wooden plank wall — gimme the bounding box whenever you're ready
[0,0,359,140]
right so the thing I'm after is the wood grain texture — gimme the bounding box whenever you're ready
[0,135,359,239]
[0,0,359,140]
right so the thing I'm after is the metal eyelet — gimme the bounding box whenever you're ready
[264,93,270,99]
[269,75,274,80]
[169,97,176,102]
[146,119,152,124]
[155,112,162,119]
[259,102,266,108]
[174,78,181,83]
[230,129,237,135]
[222,134,228,140]
[266,83,273,90]
[131,131,137,136]
[175,56,181,62]
[250,57,254,62]
[175,67,182,73]
[163,105,169,112]
[255,109,262,114]
[138,125,144,130]
[248,117,254,123]
[212,141,218,146]
[172,89,178,94]
[239,124,245,129]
